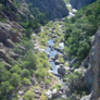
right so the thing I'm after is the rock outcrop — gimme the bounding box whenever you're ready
[70,0,96,9]
[81,27,100,100]
[90,27,100,100]
[0,0,24,66]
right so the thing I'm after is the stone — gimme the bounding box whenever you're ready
[9,51,19,59]
[34,89,41,95]
[3,61,11,69]
[55,60,61,65]
[74,67,86,75]
[59,42,64,50]
[45,90,52,99]
[18,91,24,96]
[52,89,58,95]
[5,39,15,48]
[81,94,91,100]
[0,43,4,49]
[0,49,6,58]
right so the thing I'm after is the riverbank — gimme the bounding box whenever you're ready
[32,19,69,99]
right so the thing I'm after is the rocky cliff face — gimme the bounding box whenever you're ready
[0,0,24,68]
[80,27,100,100]
[0,0,68,67]
[70,0,96,9]
[90,27,100,100]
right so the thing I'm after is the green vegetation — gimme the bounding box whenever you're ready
[19,3,49,38]
[64,71,81,82]
[23,89,35,100]
[53,98,68,100]
[0,36,51,99]
[35,52,50,81]
[52,84,62,91]
[0,62,19,100]
[40,94,48,100]
[0,0,55,99]
[64,0,100,67]
[0,0,99,99]
[59,55,65,64]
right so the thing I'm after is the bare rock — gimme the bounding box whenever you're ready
[89,27,100,100]
[81,27,100,100]
[0,49,6,58]
[81,94,91,100]
[5,39,15,48]
[0,42,4,49]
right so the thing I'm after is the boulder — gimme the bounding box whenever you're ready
[0,49,6,58]
[55,60,61,65]
[81,94,92,100]
[0,42,4,49]
[2,61,11,69]
[5,39,15,48]
[34,89,41,95]
[0,22,22,44]
[9,51,19,59]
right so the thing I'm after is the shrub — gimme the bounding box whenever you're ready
[23,78,31,86]
[21,69,31,78]
[23,89,34,100]
[10,73,21,87]
[23,50,37,70]
[40,93,48,100]
[10,65,21,74]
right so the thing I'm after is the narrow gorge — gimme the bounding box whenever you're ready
[0,0,100,100]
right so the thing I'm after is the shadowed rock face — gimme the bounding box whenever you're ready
[91,27,100,100]
[70,0,96,9]
[25,0,68,19]
[81,27,100,100]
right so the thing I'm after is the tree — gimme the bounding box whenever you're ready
[10,73,21,87]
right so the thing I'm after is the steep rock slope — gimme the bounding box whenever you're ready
[0,0,24,67]
[80,27,100,100]
[70,0,96,9]
[89,27,100,100]
[0,0,68,66]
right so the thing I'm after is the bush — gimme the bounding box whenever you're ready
[21,69,31,78]
[35,67,48,80]
[23,50,37,70]
[40,93,48,100]
[23,78,31,86]
[10,65,21,74]
[23,89,34,100]
[10,73,21,87]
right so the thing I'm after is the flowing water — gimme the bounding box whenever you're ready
[45,32,64,75]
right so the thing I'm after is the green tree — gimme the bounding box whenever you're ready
[10,73,21,87]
